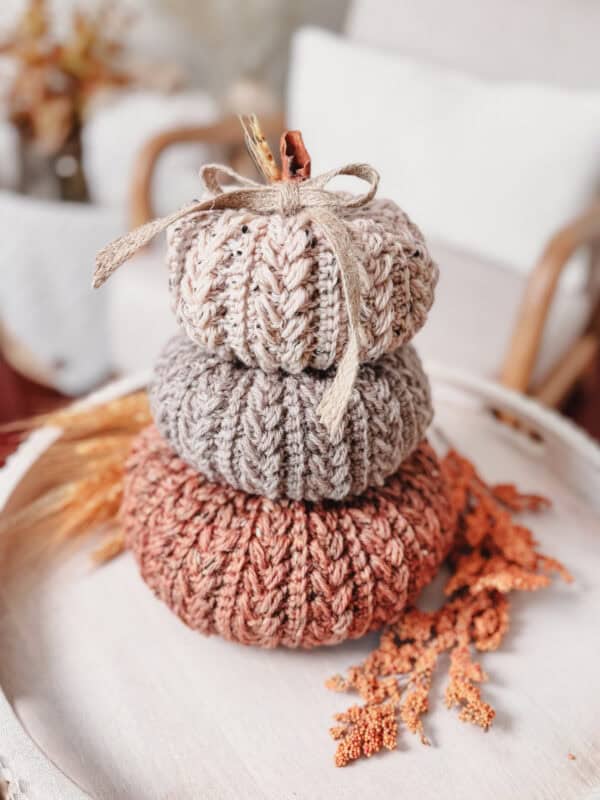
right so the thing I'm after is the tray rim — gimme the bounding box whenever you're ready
[0,363,598,800]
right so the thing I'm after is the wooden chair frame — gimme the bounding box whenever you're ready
[129,113,600,408]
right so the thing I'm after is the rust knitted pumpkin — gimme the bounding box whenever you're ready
[122,426,455,649]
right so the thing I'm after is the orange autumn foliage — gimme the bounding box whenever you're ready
[327,450,572,767]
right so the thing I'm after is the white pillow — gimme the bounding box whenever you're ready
[0,192,122,394]
[83,90,219,218]
[288,27,600,290]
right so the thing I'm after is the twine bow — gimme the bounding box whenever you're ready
[93,162,380,438]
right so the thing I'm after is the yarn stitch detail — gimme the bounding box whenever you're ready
[167,198,437,373]
[150,335,433,501]
[123,426,455,649]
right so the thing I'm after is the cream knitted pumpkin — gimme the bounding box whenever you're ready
[165,197,438,374]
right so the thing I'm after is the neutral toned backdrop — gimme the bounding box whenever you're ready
[0,0,350,96]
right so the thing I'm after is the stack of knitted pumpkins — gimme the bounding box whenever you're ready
[98,124,456,649]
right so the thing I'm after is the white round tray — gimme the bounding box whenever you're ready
[0,365,599,800]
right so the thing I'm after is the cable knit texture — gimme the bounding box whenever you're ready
[165,197,438,373]
[123,426,455,649]
[150,334,433,502]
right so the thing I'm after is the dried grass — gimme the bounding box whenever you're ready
[0,391,150,572]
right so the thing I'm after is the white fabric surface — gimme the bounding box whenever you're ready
[288,27,600,291]
[106,246,178,374]
[83,90,219,218]
[416,239,592,386]
[0,192,122,394]
[346,0,600,89]
[0,370,599,800]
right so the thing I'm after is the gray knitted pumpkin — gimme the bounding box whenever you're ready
[150,334,433,502]
[166,197,437,375]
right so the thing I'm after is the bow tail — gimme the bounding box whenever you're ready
[92,164,264,290]
[93,202,202,289]
[312,209,363,439]
[317,333,360,438]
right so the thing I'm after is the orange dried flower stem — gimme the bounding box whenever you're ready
[328,450,571,767]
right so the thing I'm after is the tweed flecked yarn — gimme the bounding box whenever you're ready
[166,196,438,374]
[123,426,455,649]
[150,334,433,502]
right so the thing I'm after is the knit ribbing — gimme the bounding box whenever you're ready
[167,197,437,373]
[123,426,455,649]
[150,335,433,502]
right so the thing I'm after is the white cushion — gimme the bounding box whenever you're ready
[83,90,219,217]
[288,27,600,291]
[107,246,178,375]
[416,240,592,386]
[346,0,600,89]
[0,192,122,394]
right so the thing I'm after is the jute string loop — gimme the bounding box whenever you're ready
[93,162,380,437]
